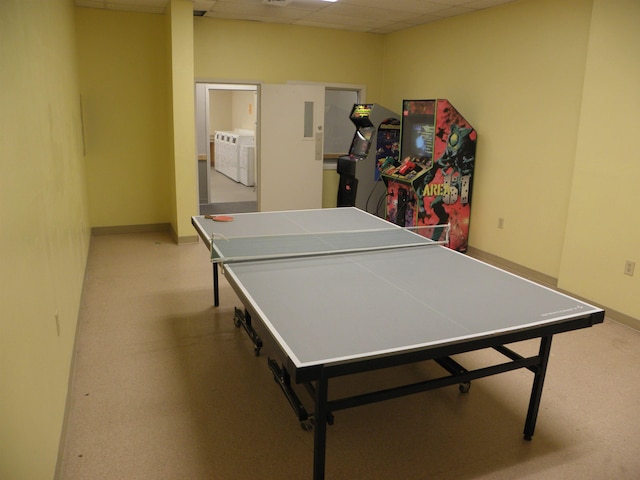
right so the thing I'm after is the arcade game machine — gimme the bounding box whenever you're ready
[336,104,400,216]
[381,99,477,252]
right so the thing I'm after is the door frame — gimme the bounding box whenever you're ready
[195,80,367,210]
[195,81,259,206]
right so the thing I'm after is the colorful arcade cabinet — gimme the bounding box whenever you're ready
[382,99,477,252]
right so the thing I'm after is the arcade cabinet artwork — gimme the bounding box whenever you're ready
[336,104,400,216]
[381,99,477,252]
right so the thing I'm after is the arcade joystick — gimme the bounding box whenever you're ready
[398,161,416,176]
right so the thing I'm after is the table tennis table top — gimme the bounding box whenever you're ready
[192,208,604,371]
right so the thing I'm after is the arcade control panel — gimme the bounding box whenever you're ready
[381,156,433,182]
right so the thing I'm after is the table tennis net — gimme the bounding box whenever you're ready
[209,223,450,264]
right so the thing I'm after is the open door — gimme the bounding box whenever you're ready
[259,84,325,211]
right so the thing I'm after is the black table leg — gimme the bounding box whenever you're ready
[213,263,219,307]
[523,335,553,440]
[313,375,329,480]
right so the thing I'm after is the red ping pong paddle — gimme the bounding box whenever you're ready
[205,215,234,222]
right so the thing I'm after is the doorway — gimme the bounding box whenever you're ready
[195,83,258,215]
[195,82,366,214]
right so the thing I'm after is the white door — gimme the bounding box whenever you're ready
[259,84,325,211]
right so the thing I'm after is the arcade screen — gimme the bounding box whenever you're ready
[349,126,375,158]
[405,123,434,158]
[401,100,435,163]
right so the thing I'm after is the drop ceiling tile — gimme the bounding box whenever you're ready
[210,1,314,20]
[300,10,382,27]
[465,0,516,7]
[430,5,476,18]
[75,0,520,32]
[76,0,107,7]
[193,0,217,10]
[320,3,422,23]
[432,0,479,6]
[294,20,372,32]
[337,0,461,15]
[397,14,444,26]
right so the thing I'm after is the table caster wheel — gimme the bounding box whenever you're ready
[300,417,315,431]
[459,382,471,393]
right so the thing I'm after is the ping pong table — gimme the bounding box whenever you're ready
[191,207,604,480]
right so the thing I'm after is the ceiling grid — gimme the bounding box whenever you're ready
[75,0,518,33]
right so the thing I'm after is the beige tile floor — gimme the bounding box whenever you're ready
[57,230,640,479]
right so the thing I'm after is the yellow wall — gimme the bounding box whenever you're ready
[167,0,197,241]
[0,0,90,479]
[75,14,387,235]
[193,18,387,213]
[382,0,593,278]
[322,169,340,208]
[75,8,173,229]
[559,0,640,319]
[209,90,234,132]
[193,18,385,100]
[232,90,258,132]
[382,0,637,324]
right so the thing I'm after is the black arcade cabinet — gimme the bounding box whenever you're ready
[336,104,400,216]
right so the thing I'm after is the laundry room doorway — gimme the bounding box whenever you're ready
[195,82,258,215]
